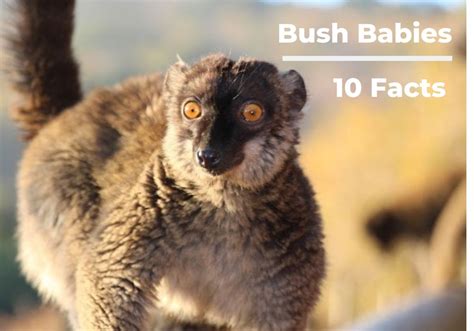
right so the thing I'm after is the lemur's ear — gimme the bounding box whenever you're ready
[281,70,307,112]
[170,54,189,75]
[164,55,190,91]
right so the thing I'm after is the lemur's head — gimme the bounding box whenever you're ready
[162,54,306,190]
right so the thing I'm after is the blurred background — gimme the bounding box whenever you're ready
[0,0,466,330]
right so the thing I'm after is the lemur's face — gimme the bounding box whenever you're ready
[162,54,306,189]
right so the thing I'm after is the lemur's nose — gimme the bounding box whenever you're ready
[196,148,221,169]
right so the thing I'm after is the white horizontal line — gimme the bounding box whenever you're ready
[282,55,453,62]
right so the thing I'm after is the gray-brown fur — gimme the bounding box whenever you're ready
[7,1,326,330]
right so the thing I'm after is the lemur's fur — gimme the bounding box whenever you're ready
[7,0,326,330]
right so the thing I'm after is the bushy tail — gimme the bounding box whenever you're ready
[6,0,82,140]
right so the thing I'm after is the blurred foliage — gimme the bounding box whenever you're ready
[301,53,465,326]
[0,0,465,329]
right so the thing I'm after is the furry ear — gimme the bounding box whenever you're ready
[164,57,189,91]
[281,70,307,112]
[169,56,189,75]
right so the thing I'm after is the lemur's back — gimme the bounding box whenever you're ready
[16,73,166,312]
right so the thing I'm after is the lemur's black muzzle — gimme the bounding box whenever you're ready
[196,148,221,170]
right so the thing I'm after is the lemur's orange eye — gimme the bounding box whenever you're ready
[183,101,202,120]
[241,103,263,122]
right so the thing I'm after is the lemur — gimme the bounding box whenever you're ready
[6,0,326,330]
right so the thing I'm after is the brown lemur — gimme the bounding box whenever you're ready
[6,0,326,330]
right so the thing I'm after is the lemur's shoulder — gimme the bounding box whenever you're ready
[74,73,167,205]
